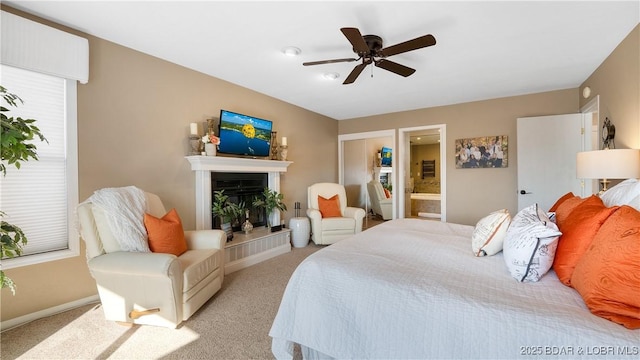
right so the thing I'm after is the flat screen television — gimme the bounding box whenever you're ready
[381,146,392,166]
[217,109,273,158]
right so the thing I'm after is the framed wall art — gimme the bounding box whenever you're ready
[455,135,508,169]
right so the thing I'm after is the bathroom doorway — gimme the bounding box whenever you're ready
[398,125,446,221]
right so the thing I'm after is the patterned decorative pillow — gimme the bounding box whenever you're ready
[471,209,511,256]
[571,205,640,329]
[503,204,562,282]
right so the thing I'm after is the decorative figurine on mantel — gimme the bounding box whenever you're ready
[270,131,279,160]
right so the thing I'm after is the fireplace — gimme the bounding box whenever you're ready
[211,172,268,230]
[185,156,292,230]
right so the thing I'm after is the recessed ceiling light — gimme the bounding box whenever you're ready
[282,46,301,57]
[323,72,339,80]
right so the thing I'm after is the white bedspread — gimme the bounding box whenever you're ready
[270,219,639,359]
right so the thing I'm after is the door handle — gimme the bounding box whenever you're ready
[520,190,532,195]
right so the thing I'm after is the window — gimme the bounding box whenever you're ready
[1,64,79,267]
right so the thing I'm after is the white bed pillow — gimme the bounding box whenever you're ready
[503,204,561,282]
[600,178,640,211]
[471,209,511,256]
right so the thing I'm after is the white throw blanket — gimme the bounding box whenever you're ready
[89,186,149,252]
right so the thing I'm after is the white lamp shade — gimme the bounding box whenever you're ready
[576,149,640,179]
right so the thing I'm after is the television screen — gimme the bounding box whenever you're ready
[381,146,392,166]
[217,109,273,158]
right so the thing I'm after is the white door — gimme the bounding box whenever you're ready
[517,114,590,211]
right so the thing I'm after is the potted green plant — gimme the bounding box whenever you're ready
[1,85,47,294]
[211,190,246,240]
[252,187,287,228]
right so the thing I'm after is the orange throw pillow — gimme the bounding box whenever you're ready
[144,208,187,256]
[318,195,342,218]
[383,188,391,198]
[553,195,619,286]
[549,192,575,212]
[554,195,586,230]
[571,206,640,329]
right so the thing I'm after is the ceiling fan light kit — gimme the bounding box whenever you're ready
[303,27,436,85]
[282,46,301,56]
[323,72,340,80]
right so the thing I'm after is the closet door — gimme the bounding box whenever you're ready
[516,114,588,211]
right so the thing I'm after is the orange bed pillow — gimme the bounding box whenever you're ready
[318,194,342,218]
[554,195,586,230]
[144,208,187,256]
[553,195,619,286]
[549,192,575,212]
[571,206,640,329]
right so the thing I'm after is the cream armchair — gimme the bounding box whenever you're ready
[367,180,393,220]
[307,183,366,245]
[77,191,225,328]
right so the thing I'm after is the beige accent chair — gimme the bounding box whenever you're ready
[367,180,392,220]
[77,192,225,328]
[307,183,366,245]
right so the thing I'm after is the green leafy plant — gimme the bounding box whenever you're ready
[211,190,245,224]
[1,86,47,176]
[252,187,287,226]
[1,85,47,294]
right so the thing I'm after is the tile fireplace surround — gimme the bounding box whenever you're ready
[185,155,293,230]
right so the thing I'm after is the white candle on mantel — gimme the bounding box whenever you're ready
[190,123,198,135]
[281,137,287,146]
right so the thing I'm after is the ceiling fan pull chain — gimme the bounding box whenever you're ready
[371,63,374,78]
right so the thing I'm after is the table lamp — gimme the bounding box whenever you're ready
[576,149,640,193]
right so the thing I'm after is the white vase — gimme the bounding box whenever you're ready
[205,143,216,156]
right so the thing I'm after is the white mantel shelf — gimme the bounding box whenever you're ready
[186,155,293,230]
[185,155,292,173]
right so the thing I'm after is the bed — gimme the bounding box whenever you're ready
[269,217,639,359]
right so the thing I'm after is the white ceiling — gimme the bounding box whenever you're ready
[5,1,639,120]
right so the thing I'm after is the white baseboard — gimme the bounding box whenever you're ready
[225,243,291,274]
[1,294,100,332]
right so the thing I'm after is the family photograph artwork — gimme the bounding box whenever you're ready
[455,135,508,169]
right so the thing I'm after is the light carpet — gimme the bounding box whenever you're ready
[1,243,322,360]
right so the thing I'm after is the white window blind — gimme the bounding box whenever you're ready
[1,65,69,256]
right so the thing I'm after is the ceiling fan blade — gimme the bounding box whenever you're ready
[379,34,436,57]
[343,62,368,84]
[303,58,358,66]
[375,59,416,77]
[340,27,369,54]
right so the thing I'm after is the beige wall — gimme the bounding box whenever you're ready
[1,7,337,322]
[339,89,579,225]
[579,25,639,149]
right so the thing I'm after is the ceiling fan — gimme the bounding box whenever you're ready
[303,27,436,85]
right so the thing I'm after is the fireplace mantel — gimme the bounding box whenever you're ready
[186,156,293,230]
